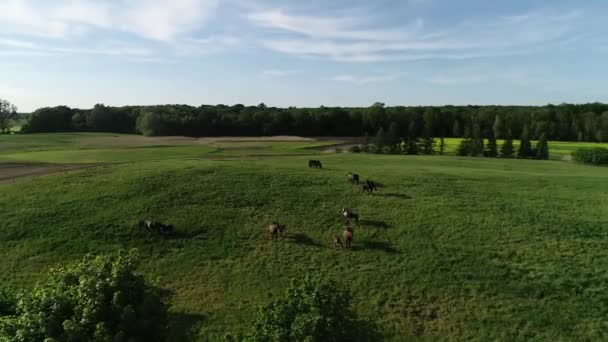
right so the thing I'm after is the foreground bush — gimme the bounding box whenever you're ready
[572,147,608,165]
[0,250,168,342]
[235,275,379,342]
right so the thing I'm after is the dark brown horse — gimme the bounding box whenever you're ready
[139,220,173,236]
[343,227,353,248]
[341,207,359,224]
[269,222,286,241]
[362,180,378,194]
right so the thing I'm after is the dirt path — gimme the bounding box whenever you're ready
[0,163,98,183]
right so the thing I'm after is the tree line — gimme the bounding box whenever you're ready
[12,101,608,143]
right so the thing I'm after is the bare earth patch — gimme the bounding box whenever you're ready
[77,135,317,148]
[0,163,96,183]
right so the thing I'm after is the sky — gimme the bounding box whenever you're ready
[0,0,607,112]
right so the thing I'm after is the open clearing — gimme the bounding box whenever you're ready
[2,133,608,340]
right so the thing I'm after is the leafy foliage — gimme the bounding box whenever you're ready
[242,275,379,342]
[572,147,608,165]
[0,250,168,342]
[17,102,608,143]
[0,99,18,133]
[500,130,515,158]
[535,133,549,160]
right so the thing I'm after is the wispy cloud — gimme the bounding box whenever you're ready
[249,7,587,62]
[0,0,220,41]
[262,69,302,78]
[329,73,403,85]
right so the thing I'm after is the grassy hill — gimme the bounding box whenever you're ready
[2,134,608,340]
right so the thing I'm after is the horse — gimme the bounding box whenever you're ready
[308,160,322,169]
[332,234,344,249]
[269,222,286,241]
[139,220,173,236]
[341,207,359,224]
[362,180,378,194]
[343,227,353,248]
[347,173,360,184]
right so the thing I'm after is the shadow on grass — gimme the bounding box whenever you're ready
[377,192,411,199]
[351,241,399,254]
[288,233,324,248]
[359,220,390,229]
[167,312,206,341]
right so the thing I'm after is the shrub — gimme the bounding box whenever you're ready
[349,145,362,153]
[243,275,379,341]
[0,250,168,342]
[572,148,608,165]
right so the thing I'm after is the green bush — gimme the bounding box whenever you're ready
[572,148,608,165]
[242,275,379,342]
[0,250,168,342]
[349,145,362,153]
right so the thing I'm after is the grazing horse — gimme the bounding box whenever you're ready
[347,173,360,184]
[341,207,359,224]
[343,227,353,248]
[139,220,173,236]
[362,180,378,194]
[308,160,323,169]
[332,234,344,249]
[269,222,286,241]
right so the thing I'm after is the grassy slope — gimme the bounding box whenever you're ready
[2,135,608,340]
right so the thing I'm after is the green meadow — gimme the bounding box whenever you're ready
[2,133,608,340]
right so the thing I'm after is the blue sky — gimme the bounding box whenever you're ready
[0,0,606,112]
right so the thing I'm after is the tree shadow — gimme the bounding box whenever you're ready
[354,241,399,254]
[167,312,206,341]
[359,220,389,229]
[166,227,207,240]
[377,192,411,199]
[288,233,324,248]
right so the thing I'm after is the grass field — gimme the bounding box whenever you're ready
[2,133,608,340]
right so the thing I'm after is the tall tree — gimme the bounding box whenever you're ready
[500,130,515,158]
[387,121,401,152]
[484,131,498,157]
[452,120,461,137]
[374,127,386,153]
[518,125,533,158]
[439,137,446,155]
[535,133,549,160]
[471,123,484,156]
[492,114,504,139]
[0,99,18,133]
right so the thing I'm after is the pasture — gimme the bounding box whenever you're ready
[2,133,608,340]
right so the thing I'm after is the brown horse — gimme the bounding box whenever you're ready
[347,173,360,184]
[343,227,353,248]
[332,234,344,249]
[269,223,286,241]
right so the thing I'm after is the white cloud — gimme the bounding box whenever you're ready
[262,69,302,78]
[249,7,587,62]
[0,0,220,41]
[329,73,403,85]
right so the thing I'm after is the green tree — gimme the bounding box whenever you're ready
[405,137,419,155]
[492,114,504,139]
[0,250,168,342]
[136,110,166,136]
[500,130,515,158]
[535,133,549,160]
[0,99,18,133]
[387,122,401,153]
[439,137,445,155]
[374,127,386,153]
[452,120,461,137]
[243,275,379,341]
[421,137,436,155]
[471,123,484,156]
[517,125,533,158]
[484,132,498,158]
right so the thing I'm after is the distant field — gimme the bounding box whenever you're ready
[2,133,608,340]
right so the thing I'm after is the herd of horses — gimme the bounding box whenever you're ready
[138,159,378,250]
[268,160,380,249]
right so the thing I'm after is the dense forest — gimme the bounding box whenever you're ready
[19,102,608,142]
